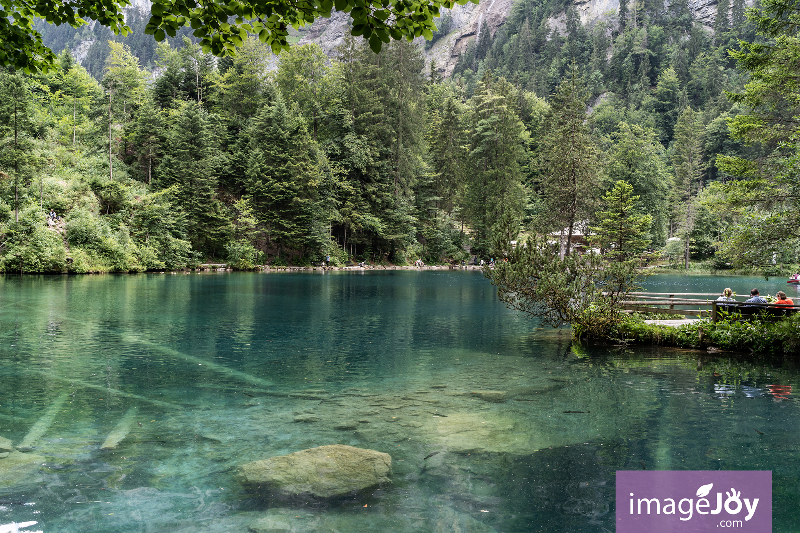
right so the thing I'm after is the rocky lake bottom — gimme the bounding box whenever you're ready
[1,272,799,532]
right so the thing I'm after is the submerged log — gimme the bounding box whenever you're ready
[30,371,181,409]
[17,392,69,451]
[101,407,137,450]
[122,333,274,389]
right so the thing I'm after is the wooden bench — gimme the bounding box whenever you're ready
[713,301,800,322]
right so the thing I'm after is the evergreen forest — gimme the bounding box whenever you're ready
[0,0,798,273]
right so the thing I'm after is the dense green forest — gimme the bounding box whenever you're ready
[0,0,798,273]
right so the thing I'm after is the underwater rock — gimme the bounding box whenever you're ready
[247,506,425,533]
[426,412,529,454]
[431,505,498,533]
[470,390,507,403]
[0,436,12,453]
[248,510,300,533]
[333,421,359,430]
[0,452,8,459]
[293,414,320,423]
[239,444,391,498]
[288,391,330,400]
[0,451,46,488]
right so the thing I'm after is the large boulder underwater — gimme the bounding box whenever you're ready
[239,444,391,499]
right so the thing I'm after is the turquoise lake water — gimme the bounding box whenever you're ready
[0,271,798,532]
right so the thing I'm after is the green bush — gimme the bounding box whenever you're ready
[64,208,144,272]
[0,205,66,273]
[90,179,133,215]
[618,314,800,355]
[65,208,104,248]
[135,244,164,270]
[225,239,261,270]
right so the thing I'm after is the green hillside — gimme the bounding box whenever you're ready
[1,0,798,273]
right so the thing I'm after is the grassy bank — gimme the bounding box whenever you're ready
[617,315,800,355]
[651,263,798,278]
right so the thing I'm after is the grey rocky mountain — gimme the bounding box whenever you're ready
[72,0,725,75]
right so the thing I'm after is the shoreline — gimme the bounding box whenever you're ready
[0,264,488,275]
[193,263,486,273]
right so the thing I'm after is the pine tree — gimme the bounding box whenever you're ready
[475,21,493,64]
[179,37,214,105]
[538,64,599,257]
[731,0,746,30]
[245,93,318,259]
[127,96,163,184]
[591,180,652,261]
[210,37,272,123]
[102,41,146,181]
[275,44,327,140]
[57,56,99,147]
[714,0,731,42]
[671,107,704,268]
[156,102,230,256]
[152,42,184,109]
[428,96,468,216]
[0,71,35,222]
[653,67,681,144]
[466,74,528,255]
[516,19,535,77]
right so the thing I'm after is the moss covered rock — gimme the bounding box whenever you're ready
[239,444,391,498]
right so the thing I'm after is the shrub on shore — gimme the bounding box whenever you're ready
[618,314,800,355]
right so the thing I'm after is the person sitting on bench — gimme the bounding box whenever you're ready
[775,291,794,306]
[717,288,735,301]
[716,288,735,311]
[744,288,767,305]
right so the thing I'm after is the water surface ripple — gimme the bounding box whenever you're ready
[0,272,798,532]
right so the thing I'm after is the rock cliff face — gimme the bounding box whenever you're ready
[72,0,725,73]
[569,0,721,27]
[573,0,620,24]
[297,0,517,77]
[297,0,724,76]
[687,0,721,26]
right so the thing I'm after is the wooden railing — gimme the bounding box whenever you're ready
[621,292,800,322]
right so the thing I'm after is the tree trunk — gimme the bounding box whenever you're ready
[684,197,692,269]
[566,219,575,257]
[14,99,18,222]
[108,91,114,181]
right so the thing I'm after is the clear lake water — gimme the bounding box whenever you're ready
[0,270,798,532]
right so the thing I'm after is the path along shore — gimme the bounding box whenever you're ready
[643,319,701,328]
[196,264,485,273]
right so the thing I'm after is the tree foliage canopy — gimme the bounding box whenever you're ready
[715,0,800,270]
[484,236,645,339]
[1,0,477,72]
